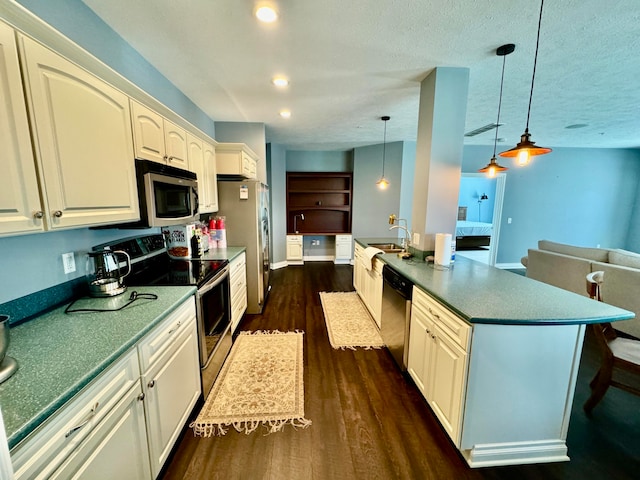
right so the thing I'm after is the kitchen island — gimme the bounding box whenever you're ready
[356,238,634,468]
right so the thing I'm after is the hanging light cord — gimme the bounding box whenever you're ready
[493,53,507,158]
[525,0,545,132]
[381,119,388,177]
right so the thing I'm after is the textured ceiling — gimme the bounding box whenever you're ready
[81,0,640,151]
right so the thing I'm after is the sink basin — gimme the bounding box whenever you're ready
[368,243,404,253]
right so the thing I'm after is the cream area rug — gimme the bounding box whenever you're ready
[319,291,385,350]
[191,330,312,436]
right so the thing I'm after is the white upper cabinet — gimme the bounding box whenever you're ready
[202,141,218,212]
[17,34,140,230]
[188,134,218,214]
[0,21,44,235]
[131,100,189,170]
[215,143,258,179]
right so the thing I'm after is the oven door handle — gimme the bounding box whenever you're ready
[198,266,229,295]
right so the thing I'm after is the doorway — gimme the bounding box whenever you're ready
[456,173,506,266]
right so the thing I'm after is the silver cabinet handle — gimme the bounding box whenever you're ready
[167,320,182,335]
[33,211,44,219]
[168,156,174,162]
[138,393,145,401]
[148,380,155,388]
[53,210,63,218]
[65,402,99,438]
[163,155,168,162]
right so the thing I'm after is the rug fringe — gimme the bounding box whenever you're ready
[238,329,305,336]
[191,417,312,437]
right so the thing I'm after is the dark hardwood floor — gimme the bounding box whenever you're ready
[162,263,639,480]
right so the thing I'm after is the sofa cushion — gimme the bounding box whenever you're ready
[609,249,640,269]
[526,249,591,296]
[538,239,609,263]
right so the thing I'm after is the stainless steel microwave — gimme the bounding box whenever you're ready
[135,159,198,227]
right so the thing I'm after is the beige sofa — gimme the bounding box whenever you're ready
[521,240,640,339]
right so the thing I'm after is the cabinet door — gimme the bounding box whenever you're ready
[143,320,200,478]
[335,235,352,260]
[131,100,166,164]
[187,133,206,210]
[428,323,467,445]
[163,120,188,170]
[203,141,218,212]
[19,35,139,229]
[353,246,363,293]
[0,22,44,235]
[370,266,383,324]
[407,305,431,395]
[50,385,151,480]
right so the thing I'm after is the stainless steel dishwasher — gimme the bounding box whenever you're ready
[381,264,413,370]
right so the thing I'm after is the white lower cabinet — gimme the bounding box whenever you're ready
[334,235,352,264]
[50,384,150,480]
[353,243,383,327]
[142,322,200,478]
[286,235,304,265]
[230,252,247,332]
[11,297,201,480]
[407,286,470,446]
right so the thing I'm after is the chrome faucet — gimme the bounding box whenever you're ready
[389,225,412,250]
[294,213,305,234]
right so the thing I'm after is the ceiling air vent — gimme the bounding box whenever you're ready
[464,123,503,137]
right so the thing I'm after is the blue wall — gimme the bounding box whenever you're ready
[462,145,640,263]
[267,143,287,264]
[286,151,353,172]
[352,142,405,239]
[458,176,497,223]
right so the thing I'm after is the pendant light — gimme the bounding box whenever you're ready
[479,44,514,177]
[376,116,390,189]
[499,0,551,166]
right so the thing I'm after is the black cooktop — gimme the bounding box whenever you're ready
[93,234,228,288]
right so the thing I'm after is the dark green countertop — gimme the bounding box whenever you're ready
[0,286,196,450]
[201,246,245,262]
[356,238,634,326]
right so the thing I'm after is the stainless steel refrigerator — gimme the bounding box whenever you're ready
[216,180,271,314]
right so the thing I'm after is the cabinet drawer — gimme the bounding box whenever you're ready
[336,235,352,243]
[137,298,196,373]
[412,286,471,351]
[230,253,246,275]
[11,350,140,480]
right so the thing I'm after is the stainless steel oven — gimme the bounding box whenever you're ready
[195,264,232,396]
[94,234,233,397]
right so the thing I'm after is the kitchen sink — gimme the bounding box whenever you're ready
[368,243,404,253]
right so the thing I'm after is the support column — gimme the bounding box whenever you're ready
[411,67,469,253]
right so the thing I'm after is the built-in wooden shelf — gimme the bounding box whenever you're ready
[286,172,353,234]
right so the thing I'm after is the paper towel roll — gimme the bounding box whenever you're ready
[435,233,452,267]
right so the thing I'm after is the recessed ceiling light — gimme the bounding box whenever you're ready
[272,76,289,87]
[279,110,291,118]
[565,123,588,129]
[255,4,278,23]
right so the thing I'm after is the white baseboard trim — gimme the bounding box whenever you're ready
[333,258,351,264]
[302,255,334,261]
[462,440,569,468]
[271,261,288,270]
[495,262,526,270]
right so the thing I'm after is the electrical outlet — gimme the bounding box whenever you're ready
[412,233,420,245]
[62,252,76,274]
